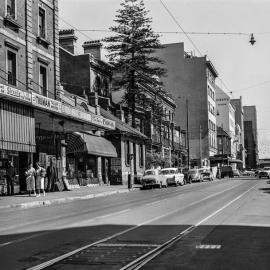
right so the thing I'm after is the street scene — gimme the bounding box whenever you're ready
[0,0,270,269]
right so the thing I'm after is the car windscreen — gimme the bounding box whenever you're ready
[161,170,175,175]
[144,170,156,176]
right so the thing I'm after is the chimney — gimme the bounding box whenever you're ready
[82,40,102,60]
[59,29,77,54]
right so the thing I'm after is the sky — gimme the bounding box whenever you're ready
[59,0,270,159]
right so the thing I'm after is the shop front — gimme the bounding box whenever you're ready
[66,132,117,186]
[0,100,35,195]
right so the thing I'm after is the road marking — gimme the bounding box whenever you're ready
[146,200,164,206]
[27,181,257,270]
[96,243,160,247]
[195,183,258,226]
[0,232,50,248]
[196,244,221,249]
[120,182,258,270]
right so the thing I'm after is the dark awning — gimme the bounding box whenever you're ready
[66,132,117,157]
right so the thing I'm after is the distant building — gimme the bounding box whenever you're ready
[231,97,245,169]
[216,85,237,158]
[243,106,259,168]
[154,43,218,167]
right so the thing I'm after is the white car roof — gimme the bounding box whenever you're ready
[161,167,177,170]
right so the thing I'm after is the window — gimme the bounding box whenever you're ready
[39,65,47,96]
[125,141,130,166]
[7,50,17,86]
[6,0,16,19]
[38,7,46,39]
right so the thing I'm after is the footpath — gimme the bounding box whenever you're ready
[0,184,141,210]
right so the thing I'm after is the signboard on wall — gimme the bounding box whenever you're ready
[0,84,116,130]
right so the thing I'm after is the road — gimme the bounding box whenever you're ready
[0,177,270,269]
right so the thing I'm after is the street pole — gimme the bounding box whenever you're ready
[199,124,202,167]
[186,98,190,169]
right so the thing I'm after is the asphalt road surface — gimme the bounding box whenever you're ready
[0,177,270,270]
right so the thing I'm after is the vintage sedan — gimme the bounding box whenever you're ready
[258,167,270,179]
[160,168,185,186]
[199,168,214,181]
[187,169,203,183]
[141,169,168,189]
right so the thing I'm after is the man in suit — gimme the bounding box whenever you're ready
[6,161,15,195]
[46,158,58,192]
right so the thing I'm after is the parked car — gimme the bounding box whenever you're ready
[160,168,185,186]
[199,168,214,181]
[242,170,255,176]
[232,169,240,177]
[187,169,203,183]
[255,169,263,177]
[141,169,168,189]
[259,167,270,179]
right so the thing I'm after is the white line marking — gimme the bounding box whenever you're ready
[146,200,163,206]
[0,232,50,248]
[96,243,160,247]
[27,182,257,270]
[195,183,258,226]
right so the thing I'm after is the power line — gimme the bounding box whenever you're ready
[59,16,94,41]
[230,80,270,93]
[159,0,203,57]
[159,0,236,96]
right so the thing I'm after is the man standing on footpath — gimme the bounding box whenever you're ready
[46,158,58,192]
[6,161,15,196]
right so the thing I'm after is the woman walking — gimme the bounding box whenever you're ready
[25,163,36,197]
[35,162,46,197]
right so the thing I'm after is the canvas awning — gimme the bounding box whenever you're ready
[66,132,117,157]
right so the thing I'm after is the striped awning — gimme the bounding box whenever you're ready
[66,132,117,157]
[0,100,36,152]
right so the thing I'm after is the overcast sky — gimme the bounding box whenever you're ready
[59,0,270,159]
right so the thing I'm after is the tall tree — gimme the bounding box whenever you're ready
[105,0,167,128]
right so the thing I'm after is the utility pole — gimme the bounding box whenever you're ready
[186,98,190,169]
[199,125,202,167]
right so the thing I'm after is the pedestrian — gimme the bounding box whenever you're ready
[6,161,15,196]
[25,162,36,197]
[46,158,58,192]
[35,162,46,197]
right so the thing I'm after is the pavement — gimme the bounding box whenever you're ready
[0,184,141,210]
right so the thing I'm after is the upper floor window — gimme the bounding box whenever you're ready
[39,65,47,96]
[38,7,46,39]
[6,0,16,19]
[7,50,17,86]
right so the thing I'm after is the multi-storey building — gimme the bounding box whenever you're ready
[231,97,246,168]
[59,31,148,185]
[154,43,218,167]
[243,105,259,168]
[0,1,115,194]
[215,85,237,158]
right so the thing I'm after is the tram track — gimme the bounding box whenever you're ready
[26,180,257,270]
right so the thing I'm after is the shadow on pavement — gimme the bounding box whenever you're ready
[0,224,270,270]
[259,187,270,194]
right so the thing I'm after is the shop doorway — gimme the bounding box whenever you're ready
[102,157,109,184]
[19,152,30,192]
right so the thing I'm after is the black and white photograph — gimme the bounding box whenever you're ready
[0,0,270,269]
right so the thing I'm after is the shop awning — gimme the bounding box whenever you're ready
[0,100,36,152]
[66,132,117,157]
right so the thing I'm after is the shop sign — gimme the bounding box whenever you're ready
[0,84,32,103]
[91,115,104,126]
[103,118,116,130]
[32,93,62,113]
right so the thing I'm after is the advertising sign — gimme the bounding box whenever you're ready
[32,93,62,113]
